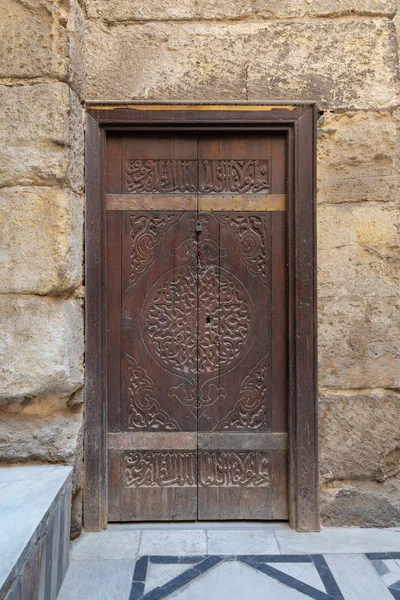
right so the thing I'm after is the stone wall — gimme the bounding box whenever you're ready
[0,0,85,537]
[1,0,399,531]
[83,0,400,526]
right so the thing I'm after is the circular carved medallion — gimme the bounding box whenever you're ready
[141,266,255,376]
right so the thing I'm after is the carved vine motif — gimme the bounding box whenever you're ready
[142,265,253,376]
[199,266,252,372]
[127,354,180,431]
[214,214,270,287]
[171,238,224,264]
[214,355,269,431]
[170,214,226,265]
[125,451,196,487]
[144,267,198,374]
[199,451,270,487]
[124,450,270,488]
[168,381,197,417]
[169,379,226,420]
[124,159,269,194]
[128,214,182,288]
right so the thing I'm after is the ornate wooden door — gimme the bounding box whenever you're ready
[105,131,288,521]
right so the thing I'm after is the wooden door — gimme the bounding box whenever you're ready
[105,131,288,521]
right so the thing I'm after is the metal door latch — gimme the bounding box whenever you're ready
[195,222,203,233]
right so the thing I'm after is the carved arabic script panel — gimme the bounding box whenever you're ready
[125,158,270,194]
[123,450,270,488]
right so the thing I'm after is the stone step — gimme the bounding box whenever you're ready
[0,465,72,600]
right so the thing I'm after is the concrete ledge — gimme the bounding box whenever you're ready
[0,465,72,600]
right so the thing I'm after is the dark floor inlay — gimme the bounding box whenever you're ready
[368,552,400,600]
[130,554,345,600]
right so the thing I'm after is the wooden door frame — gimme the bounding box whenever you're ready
[84,102,319,532]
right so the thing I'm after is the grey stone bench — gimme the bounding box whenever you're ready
[0,466,72,600]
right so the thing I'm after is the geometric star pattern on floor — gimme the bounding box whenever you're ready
[129,555,345,600]
[368,553,400,600]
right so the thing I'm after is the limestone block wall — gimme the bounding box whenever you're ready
[83,0,400,527]
[0,0,399,533]
[0,0,85,537]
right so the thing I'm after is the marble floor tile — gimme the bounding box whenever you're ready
[325,554,394,600]
[71,530,141,560]
[139,530,207,556]
[206,529,280,555]
[165,560,312,600]
[129,554,346,599]
[144,563,191,594]
[276,528,400,555]
[56,560,134,600]
[267,561,326,593]
[59,527,400,600]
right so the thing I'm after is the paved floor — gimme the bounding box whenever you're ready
[57,524,400,599]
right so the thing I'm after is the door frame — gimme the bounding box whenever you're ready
[84,102,319,531]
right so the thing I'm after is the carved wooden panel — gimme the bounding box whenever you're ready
[128,213,183,287]
[195,133,287,520]
[121,211,199,434]
[106,131,288,522]
[108,208,199,520]
[126,355,180,432]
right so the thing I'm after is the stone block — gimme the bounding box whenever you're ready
[70,413,84,493]
[0,408,83,463]
[0,297,83,398]
[394,4,400,34]
[318,296,400,388]
[319,391,400,482]
[318,111,396,204]
[0,0,85,96]
[247,20,398,109]
[252,0,305,17]
[321,480,400,527]
[86,21,248,100]
[317,204,400,299]
[67,0,86,100]
[85,0,197,20]
[309,0,397,17]
[0,187,83,295]
[70,490,83,540]
[0,0,68,81]
[195,0,252,18]
[85,0,305,20]
[86,20,398,109]
[0,84,84,192]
